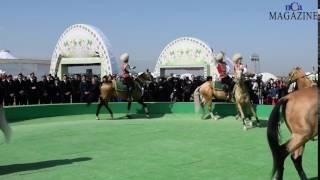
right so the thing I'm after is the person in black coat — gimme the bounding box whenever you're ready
[60,74,72,103]
[3,75,15,106]
[15,73,27,105]
[38,75,49,104]
[156,77,169,102]
[182,77,192,102]
[28,73,39,104]
[47,75,55,104]
[0,75,5,105]
[88,76,100,102]
[80,75,91,102]
[52,79,62,103]
[71,74,81,103]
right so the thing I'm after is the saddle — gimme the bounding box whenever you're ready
[115,80,128,92]
[213,81,234,101]
[213,81,227,91]
[114,79,141,93]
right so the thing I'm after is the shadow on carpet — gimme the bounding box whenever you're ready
[0,157,92,175]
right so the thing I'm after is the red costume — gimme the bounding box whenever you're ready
[216,62,227,80]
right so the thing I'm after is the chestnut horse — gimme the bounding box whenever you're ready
[194,70,259,130]
[288,67,315,90]
[233,68,260,130]
[193,80,228,120]
[267,87,318,180]
[93,72,153,119]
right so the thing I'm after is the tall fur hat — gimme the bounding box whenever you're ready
[120,53,129,62]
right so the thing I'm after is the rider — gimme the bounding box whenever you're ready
[232,53,247,74]
[216,51,234,99]
[120,52,136,101]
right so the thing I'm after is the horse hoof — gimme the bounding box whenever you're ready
[126,114,132,119]
[96,116,100,120]
[110,115,114,120]
[243,126,247,131]
[146,114,150,118]
[256,122,260,127]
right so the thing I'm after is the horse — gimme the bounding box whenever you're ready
[288,67,315,90]
[93,72,153,119]
[194,71,259,130]
[267,87,318,180]
[193,78,228,120]
[233,68,260,130]
[0,105,11,143]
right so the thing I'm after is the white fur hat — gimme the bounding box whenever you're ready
[215,52,224,61]
[120,53,129,62]
[232,53,242,62]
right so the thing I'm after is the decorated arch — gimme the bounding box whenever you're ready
[50,24,118,78]
[154,37,218,77]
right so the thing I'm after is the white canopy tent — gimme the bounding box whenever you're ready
[0,50,17,59]
[259,72,278,83]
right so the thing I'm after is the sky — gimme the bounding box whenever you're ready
[0,0,317,75]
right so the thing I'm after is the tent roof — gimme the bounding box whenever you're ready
[0,50,17,59]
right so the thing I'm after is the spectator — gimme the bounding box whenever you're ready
[4,75,15,106]
[269,83,279,104]
[15,73,27,105]
[89,77,100,102]
[52,79,62,103]
[71,74,81,103]
[80,75,90,102]
[38,75,49,104]
[60,74,72,103]
[28,72,39,104]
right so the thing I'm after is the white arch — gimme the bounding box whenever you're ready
[154,37,217,77]
[50,24,118,77]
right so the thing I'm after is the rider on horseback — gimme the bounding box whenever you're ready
[216,51,234,100]
[120,52,136,101]
[233,53,247,75]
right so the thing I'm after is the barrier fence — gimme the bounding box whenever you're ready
[4,102,274,122]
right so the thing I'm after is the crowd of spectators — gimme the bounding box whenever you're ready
[0,71,307,106]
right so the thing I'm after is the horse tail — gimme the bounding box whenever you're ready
[193,87,202,113]
[267,96,288,177]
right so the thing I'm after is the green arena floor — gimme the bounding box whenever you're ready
[0,114,317,180]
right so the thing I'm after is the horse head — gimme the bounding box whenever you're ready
[234,68,245,84]
[136,72,153,84]
[288,67,305,83]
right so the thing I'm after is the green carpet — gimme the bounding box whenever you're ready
[0,114,317,180]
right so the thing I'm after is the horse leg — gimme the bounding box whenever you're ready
[126,100,132,118]
[0,106,11,143]
[104,102,113,119]
[272,133,309,180]
[95,101,103,120]
[249,104,260,127]
[208,100,216,120]
[236,103,247,130]
[291,146,307,180]
[273,144,290,180]
[138,99,149,118]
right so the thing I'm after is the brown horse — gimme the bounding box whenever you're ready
[94,72,153,119]
[193,80,228,120]
[267,87,318,180]
[194,72,259,130]
[0,105,11,143]
[233,68,260,130]
[288,67,315,90]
